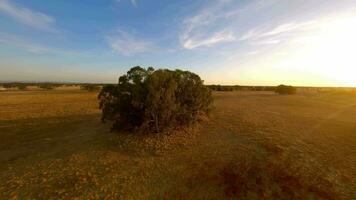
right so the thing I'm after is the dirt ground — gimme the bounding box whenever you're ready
[0,90,355,199]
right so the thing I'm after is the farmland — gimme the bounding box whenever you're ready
[0,89,355,199]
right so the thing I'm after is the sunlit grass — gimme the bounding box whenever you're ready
[0,90,355,199]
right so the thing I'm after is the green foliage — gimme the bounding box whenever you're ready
[80,84,101,92]
[262,86,276,92]
[39,84,55,90]
[98,66,213,133]
[275,85,297,95]
[2,83,13,89]
[208,85,239,91]
[1,83,27,90]
[17,84,27,90]
[208,85,277,92]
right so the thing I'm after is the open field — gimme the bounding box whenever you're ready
[0,90,355,199]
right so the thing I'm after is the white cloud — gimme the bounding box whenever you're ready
[183,30,235,49]
[238,29,262,41]
[180,0,323,50]
[263,23,301,36]
[115,0,138,7]
[107,29,153,55]
[238,20,316,45]
[254,39,281,45]
[0,0,57,32]
[180,0,237,49]
[262,21,316,37]
[245,51,259,56]
[0,32,91,57]
[130,0,137,7]
[0,33,52,53]
[180,0,279,49]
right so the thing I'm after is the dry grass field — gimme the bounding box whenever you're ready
[0,90,355,199]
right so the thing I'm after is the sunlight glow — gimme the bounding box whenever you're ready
[293,14,356,86]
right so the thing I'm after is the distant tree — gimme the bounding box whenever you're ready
[80,84,100,92]
[98,66,213,133]
[2,83,14,89]
[263,86,276,91]
[208,85,240,92]
[208,85,217,91]
[275,85,297,95]
[253,86,264,91]
[1,83,27,90]
[17,84,27,90]
[39,84,54,90]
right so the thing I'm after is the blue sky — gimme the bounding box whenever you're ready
[0,0,356,86]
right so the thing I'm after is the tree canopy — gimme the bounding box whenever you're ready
[98,66,213,133]
[275,85,297,95]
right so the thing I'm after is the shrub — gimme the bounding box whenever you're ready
[98,66,213,133]
[263,86,276,91]
[80,84,100,92]
[39,84,54,90]
[2,83,15,89]
[17,84,27,90]
[1,83,27,90]
[208,85,238,91]
[275,85,297,95]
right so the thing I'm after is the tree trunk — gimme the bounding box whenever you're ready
[155,115,159,133]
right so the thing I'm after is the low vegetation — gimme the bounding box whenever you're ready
[1,83,27,90]
[39,84,55,90]
[208,85,238,91]
[16,84,27,90]
[98,66,213,133]
[275,84,297,95]
[208,85,276,92]
[80,84,101,92]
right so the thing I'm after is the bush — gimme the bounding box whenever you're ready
[208,85,239,91]
[80,84,100,92]
[275,85,297,95]
[39,84,54,90]
[2,83,16,89]
[1,83,27,90]
[17,84,27,90]
[98,66,213,133]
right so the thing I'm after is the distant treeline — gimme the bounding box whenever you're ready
[0,82,103,91]
[80,84,101,91]
[2,82,354,95]
[1,82,67,89]
[0,82,278,92]
[207,85,276,92]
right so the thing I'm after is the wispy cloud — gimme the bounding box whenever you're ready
[180,0,237,49]
[107,29,153,55]
[263,23,303,36]
[253,39,281,45]
[238,20,316,46]
[115,0,138,7]
[130,0,138,7]
[263,21,316,37]
[245,51,260,56]
[180,0,281,50]
[0,0,57,32]
[0,32,91,56]
[183,30,235,49]
[0,33,52,53]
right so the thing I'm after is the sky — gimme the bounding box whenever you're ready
[0,0,356,86]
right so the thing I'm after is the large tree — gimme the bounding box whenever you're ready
[98,66,213,133]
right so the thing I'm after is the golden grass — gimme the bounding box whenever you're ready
[0,91,99,121]
[0,90,355,199]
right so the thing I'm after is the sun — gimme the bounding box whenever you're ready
[296,13,356,86]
